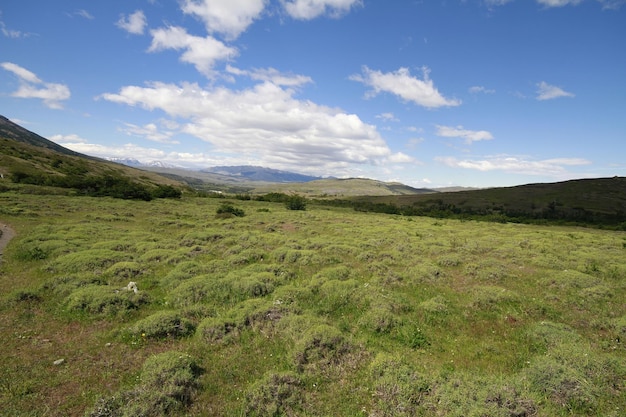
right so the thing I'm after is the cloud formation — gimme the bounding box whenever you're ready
[100,79,411,175]
[1,62,70,109]
[181,0,268,40]
[536,81,575,100]
[281,0,363,20]
[116,10,147,35]
[536,0,583,6]
[148,26,238,77]
[436,125,494,144]
[351,66,461,109]
[437,155,591,177]
[469,85,495,94]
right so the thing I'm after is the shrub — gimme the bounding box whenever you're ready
[64,285,149,316]
[245,372,304,417]
[294,324,352,372]
[358,305,398,334]
[46,249,128,274]
[88,351,200,417]
[285,195,307,211]
[369,353,430,417]
[196,316,239,344]
[105,262,144,280]
[216,203,245,217]
[525,356,597,413]
[128,311,195,339]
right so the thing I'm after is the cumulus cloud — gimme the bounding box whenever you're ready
[181,0,267,40]
[436,155,591,177]
[536,81,575,100]
[116,10,147,35]
[436,125,494,144]
[1,62,70,109]
[281,0,363,20]
[148,26,238,77]
[99,79,412,174]
[351,66,461,109]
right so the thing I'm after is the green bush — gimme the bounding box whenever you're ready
[294,324,352,372]
[196,316,239,344]
[64,285,149,316]
[128,311,195,339]
[88,351,200,417]
[245,372,304,417]
[285,195,307,211]
[216,203,245,217]
[369,353,430,417]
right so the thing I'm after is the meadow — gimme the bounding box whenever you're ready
[0,191,624,416]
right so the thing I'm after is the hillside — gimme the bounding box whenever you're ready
[252,177,436,197]
[346,176,626,228]
[0,116,183,200]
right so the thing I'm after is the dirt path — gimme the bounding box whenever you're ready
[0,222,16,262]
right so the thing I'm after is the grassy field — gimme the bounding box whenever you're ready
[1,191,625,416]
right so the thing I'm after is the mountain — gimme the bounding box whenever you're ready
[0,116,182,199]
[0,115,87,158]
[201,165,323,183]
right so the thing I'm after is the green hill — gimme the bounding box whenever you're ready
[0,116,183,200]
[345,177,626,228]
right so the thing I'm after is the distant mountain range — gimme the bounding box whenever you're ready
[201,166,323,183]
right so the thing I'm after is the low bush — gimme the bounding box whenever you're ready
[88,351,200,417]
[64,285,149,316]
[245,372,304,417]
[294,324,352,373]
[369,353,430,417]
[216,203,245,217]
[196,316,239,344]
[128,311,195,340]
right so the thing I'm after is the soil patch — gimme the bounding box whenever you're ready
[0,223,16,262]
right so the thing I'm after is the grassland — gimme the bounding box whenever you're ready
[1,190,625,416]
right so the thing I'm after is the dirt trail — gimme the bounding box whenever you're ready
[0,223,16,261]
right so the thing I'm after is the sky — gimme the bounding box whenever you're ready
[1,0,625,188]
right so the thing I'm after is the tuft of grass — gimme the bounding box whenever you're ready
[64,284,149,317]
[245,372,304,417]
[127,311,195,340]
[88,351,201,417]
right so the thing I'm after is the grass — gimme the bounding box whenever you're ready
[0,191,624,416]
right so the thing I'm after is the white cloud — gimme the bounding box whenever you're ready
[598,0,626,9]
[537,0,583,6]
[376,112,399,122]
[436,155,591,176]
[351,66,461,109]
[121,122,179,144]
[68,9,94,20]
[469,85,495,94]
[116,10,147,35]
[436,125,494,144]
[50,134,88,144]
[226,65,313,87]
[99,80,410,175]
[281,0,362,20]
[536,81,575,100]
[1,62,71,109]
[181,0,267,40]
[148,26,238,77]
[1,16,28,38]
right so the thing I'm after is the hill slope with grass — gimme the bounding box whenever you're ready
[343,177,626,228]
[0,116,183,200]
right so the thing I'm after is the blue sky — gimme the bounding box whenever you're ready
[1,0,624,188]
